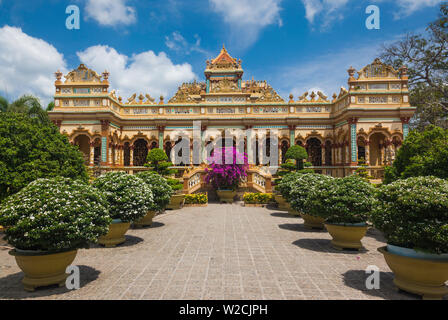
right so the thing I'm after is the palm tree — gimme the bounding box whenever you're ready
[0,94,50,124]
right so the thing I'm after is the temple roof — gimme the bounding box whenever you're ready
[211,45,237,65]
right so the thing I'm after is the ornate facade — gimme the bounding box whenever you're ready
[49,47,415,178]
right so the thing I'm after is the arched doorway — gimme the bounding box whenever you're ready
[165,141,173,162]
[281,140,289,163]
[133,139,148,166]
[306,138,322,166]
[357,137,367,162]
[123,142,131,166]
[73,134,90,165]
[369,132,387,166]
[92,138,101,166]
[325,140,332,165]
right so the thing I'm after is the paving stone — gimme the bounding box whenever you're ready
[0,204,422,300]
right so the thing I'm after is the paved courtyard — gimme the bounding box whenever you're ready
[0,203,422,300]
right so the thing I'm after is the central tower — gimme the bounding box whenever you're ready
[204,45,243,93]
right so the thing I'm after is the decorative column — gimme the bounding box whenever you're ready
[401,117,411,139]
[108,143,113,166]
[365,140,370,165]
[348,118,358,165]
[89,142,95,166]
[158,126,165,151]
[130,145,134,166]
[100,120,110,166]
[289,125,296,148]
[201,125,207,164]
[246,125,254,165]
[114,144,119,166]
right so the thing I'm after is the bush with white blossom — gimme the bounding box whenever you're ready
[92,172,154,222]
[289,173,334,214]
[0,177,111,251]
[371,176,448,254]
[305,175,375,224]
[136,171,172,212]
[276,172,303,201]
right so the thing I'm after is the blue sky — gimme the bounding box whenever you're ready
[0,0,444,105]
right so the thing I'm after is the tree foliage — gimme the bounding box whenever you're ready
[284,145,308,170]
[0,113,89,200]
[384,125,448,183]
[380,4,448,130]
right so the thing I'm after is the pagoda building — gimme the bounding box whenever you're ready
[49,47,415,179]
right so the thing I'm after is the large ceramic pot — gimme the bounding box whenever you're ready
[274,194,290,211]
[98,219,131,248]
[217,190,237,203]
[324,223,368,250]
[9,249,77,292]
[133,210,156,228]
[378,246,448,300]
[166,194,185,210]
[301,213,325,229]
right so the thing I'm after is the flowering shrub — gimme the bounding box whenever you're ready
[0,177,111,251]
[289,173,334,214]
[92,172,153,222]
[243,193,274,204]
[205,147,248,191]
[185,193,208,204]
[276,172,305,201]
[305,175,375,224]
[371,176,448,254]
[136,171,173,211]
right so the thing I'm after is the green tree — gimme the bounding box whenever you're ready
[380,4,448,130]
[46,101,55,111]
[384,125,448,183]
[145,148,168,173]
[285,145,308,170]
[0,95,50,125]
[0,113,89,201]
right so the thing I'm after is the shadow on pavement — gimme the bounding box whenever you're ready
[342,269,419,300]
[0,265,100,299]
[292,238,369,254]
[279,223,326,233]
[270,212,293,218]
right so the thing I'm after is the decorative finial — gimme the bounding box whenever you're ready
[347,66,356,78]
[102,70,110,81]
[399,65,408,77]
[55,70,63,81]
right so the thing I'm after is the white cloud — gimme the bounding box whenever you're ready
[85,0,136,27]
[209,0,282,48]
[0,26,67,104]
[394,0,444,18]
[77,45,196,100]
[165,31,209,56]
[275,39,393,100]
[301,0,443,28]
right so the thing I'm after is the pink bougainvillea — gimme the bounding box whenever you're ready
[205,147,248,191]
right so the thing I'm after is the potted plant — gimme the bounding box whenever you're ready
[305,175,375,250]
[275,172,302,212]
[0,177,111,291]
[274,146,309,211]
[289,173,334,228]
[205,147,248,203]
[166,178,185,210]
[134,171,172,227]
[243,192,274,207]
[92,172,153,247]
[184,193,208,207]
[371,176,448,300]
[144,150,185,210]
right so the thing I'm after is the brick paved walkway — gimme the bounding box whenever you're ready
[0,203,423,300]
